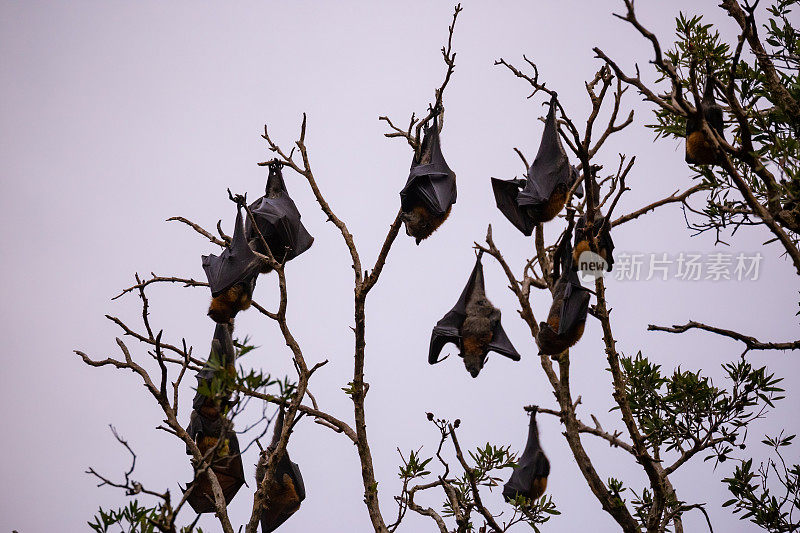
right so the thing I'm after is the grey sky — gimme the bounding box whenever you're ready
[1,1,798,531]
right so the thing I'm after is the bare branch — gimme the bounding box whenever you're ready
[648,321,800,353]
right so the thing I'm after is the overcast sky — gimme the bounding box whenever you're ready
[2,1,798,532]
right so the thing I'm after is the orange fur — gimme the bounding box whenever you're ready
[539,309,585,356]
[529,476,548,500]
[540,185,568,222]
[686,130,717,165]
[402,204,452,243]
[462,333,492,357]
[208,282,253,323]
[526,184,569,224]
[572,239,607,266]
[261,473,301,528]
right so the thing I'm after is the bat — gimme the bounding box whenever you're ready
[182,323,245,514]
[203,206,262,324]
[536,222,591,356]
[492,95,580,235]
[192,323,237,419]
[183,413,246,514]
[400,114,457,244]
[572,214,615,272]
[686,73,724,165]
[429,252,521,377]
[246,161,314,272]
[257,408,306,532]
[503,408,550,503]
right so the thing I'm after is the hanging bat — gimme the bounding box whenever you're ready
[203,206,262,324]
[572,214,615,272]
[192,323,237,420]
[183,414,246,514]
[429,252,521,377]
[503,408,550,503]
[257,408,306,532]
[685,73,724,165]
[492,94,580,235]
[400,114,457,244]
[246,161,314,272]
[537,223,591,356]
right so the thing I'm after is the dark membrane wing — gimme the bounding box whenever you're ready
[518,95,573,207]
[686,75,725,165]
[401,173,457,217]
[429,253,521,364]
[191,324,236,411]
[288,459,306,502]
[184,432,245,514]
[487,321,522,361]
[428,254,482,364]
[246,164,314,262]
[202,207,262,296]
[572,167,585,198]
[191,369,217,412]
[429,319,462,364]
[702,75,724,135]
[574,215,615,272]
[557,271,590,336]
[400,116,457,216]
[267,407,305,502]
[599,219,615,271]
[503,413,550,501]
[491,177,535,236]
[257,409,305,532]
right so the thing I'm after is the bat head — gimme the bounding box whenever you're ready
[462,351,486,378]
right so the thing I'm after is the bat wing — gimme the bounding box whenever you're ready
[220,433,246,497]
[202,207,261,296]
[503,451,550,500]
[701,75,725,136]
[504,413,549,501]
[572,166,585,198]
[401,172,456,216]
[288,460,306,502]
[191,324,237,410]
[429,254,485,364]
[401,116,457,216]
[191,369,217,412]
[491,178,535,236]
[599,219,615,271]
[257,451,305,532]
[706,105,724,136]
[558,272,590,335]
[518,95,573,207]
[487,320,521,361]
[184,433,245,514]
[429,313,462,364]
[247,195,314,263]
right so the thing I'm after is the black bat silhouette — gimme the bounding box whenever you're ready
[492,94,580,235]
[429,252,521,377]
[503,408,550,503]
[400,114,457,244]
[203,206,261,323]
[246,161,314,271]
[686,73,724,165]
[257,408,306,532]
